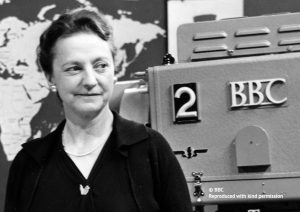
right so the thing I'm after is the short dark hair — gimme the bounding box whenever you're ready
[37,7,116,76]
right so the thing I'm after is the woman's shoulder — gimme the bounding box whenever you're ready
[116,114,173,156]
[17,121,64,165]
[114,113,169,147]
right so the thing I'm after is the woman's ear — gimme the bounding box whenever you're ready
[45,74,57,92]
[49,84,57,92]
[113,76,118,84]
[45,72,52,83]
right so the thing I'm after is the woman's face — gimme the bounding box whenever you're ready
[50,32,115,118]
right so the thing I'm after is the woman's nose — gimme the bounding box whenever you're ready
[82,68,97,89]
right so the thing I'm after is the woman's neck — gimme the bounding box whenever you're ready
[63,106,114,147]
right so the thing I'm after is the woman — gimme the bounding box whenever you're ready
[4,8,192,212]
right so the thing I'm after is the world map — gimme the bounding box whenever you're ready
[0,0,165,161]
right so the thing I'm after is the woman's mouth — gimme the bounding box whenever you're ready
[75,93,102,96]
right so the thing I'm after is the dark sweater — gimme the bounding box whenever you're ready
[5,112,193,212]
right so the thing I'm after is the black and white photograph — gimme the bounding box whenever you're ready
[1,0,300,211]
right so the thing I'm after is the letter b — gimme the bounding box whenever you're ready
[248,81,264,105]
[230,82,247,107]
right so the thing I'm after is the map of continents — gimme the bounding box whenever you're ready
[0,0,166,161]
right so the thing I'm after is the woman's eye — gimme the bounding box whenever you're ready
[65,66,81,73]
[94,62,109,72]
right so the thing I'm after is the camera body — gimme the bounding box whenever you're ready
[117,12,300,210]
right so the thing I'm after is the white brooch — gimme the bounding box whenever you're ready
[79,184,90,195]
